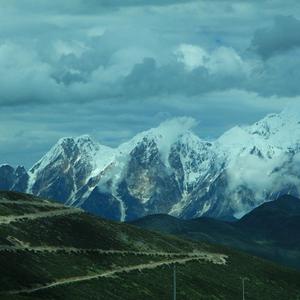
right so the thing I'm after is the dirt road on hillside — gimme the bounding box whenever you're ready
[5,253,227,295]
[0,208,82,225]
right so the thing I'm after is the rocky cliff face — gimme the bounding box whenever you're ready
[0,165,28,192]
[3,110,300,221]
[26,135,115,204]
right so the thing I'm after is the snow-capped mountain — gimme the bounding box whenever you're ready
[26,135,115,205]
[3,110,300,221]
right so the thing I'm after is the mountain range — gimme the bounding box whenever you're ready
[2,109,300,221]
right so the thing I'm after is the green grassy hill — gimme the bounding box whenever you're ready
[0,191,299,300]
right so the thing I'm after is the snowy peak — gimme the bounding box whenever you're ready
[115,118,213,177]
[4,109,300,222]
[172,131,217,184]
[177,130,210,146]
[217,110,300,163]
[245,110,300,146]
[27,135,116,203]
[119,117,197,155]
[30,135,114,175]
[246,113,285,139]
[217,125,276,161]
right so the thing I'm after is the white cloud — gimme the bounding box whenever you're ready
[174,44,208,71]
[149,117,198,164]
[207,46,249,76]
[175,44,249,76]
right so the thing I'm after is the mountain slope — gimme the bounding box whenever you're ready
[27,135,115,205]
[237,195,300,249]
[0,191,300,300]
[3,109,300,221]
[131,195,300,270]
[0,165,28,192]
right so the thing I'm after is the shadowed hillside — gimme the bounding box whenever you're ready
[131,195,300,270]
[0,191,299,300]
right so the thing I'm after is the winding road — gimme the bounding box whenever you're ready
[0,197,228,296]
[0,207,82,225]
[0,245,223,258]
[0,199,63,207]
[5,253,227,295]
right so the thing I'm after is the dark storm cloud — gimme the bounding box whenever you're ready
[122,57,245,97]
[121,48,300,98]
[251,16,300,59]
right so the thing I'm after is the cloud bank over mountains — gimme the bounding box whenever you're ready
[1,0,300,167]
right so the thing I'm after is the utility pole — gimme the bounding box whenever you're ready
[241,277,248,300]
[173,264,176,300]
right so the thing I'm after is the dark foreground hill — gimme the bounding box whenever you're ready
[131,195,300,270]
[0,191,299,300]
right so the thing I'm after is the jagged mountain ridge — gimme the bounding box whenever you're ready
[27,135,116,206]
[2,110,300,221]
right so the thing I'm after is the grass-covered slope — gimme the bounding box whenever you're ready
[238,195,300,245]
[0,191,299,300]
[130,195,300,270]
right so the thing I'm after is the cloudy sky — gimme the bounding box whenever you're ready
[1,0,300,168]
